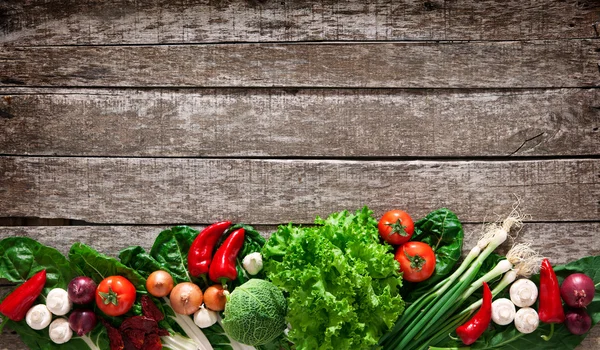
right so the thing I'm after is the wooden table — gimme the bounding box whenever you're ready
[1,0,599,348]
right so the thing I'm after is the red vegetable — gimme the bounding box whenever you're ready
[394,241,436,282]
[120,315,168,349]
[538,259,565,341]
[141,295,164,322]
[209,228,246,284]
[378,210,415,246]
[69,309,97,336]
[560,273,595,308]
[456,282,492,345]
[68,276,97,304]
[100,319,124,350]
[0,269,46,321]
[96,276,137,317]
[565,308,592,335]
[188,221,232,278]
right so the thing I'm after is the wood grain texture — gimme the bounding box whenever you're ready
[1,157,598,224]
[1,88,599,157]
[1,0,598,46]
[1,222,600,349]
[2,40,599,88]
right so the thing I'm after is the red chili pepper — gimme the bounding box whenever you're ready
[539,258,565,341]
[209,228,245,284]
[0,269,46,321]
[188,221,231,278]
[456,282,492,345]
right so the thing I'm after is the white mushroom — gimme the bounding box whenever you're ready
[25,304,52,330]
[49,318,73,344]
[242,252,263,275]
[46,288,72,316]
[514,307,539,334]
[194,305,218,328]
[491,298,516,326]
[510,279,538,307]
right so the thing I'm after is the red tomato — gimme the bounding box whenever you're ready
[96,276,136,316]
[395,242,436,282]
[378,210,414,246]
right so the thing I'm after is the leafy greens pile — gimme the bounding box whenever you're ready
[261,207,405,350]
[0,225,270,350]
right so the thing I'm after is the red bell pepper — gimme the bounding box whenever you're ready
[209,228,245,285]
[0,269,46,321]
[539,258,565,341]
[456,282,492,345]
[187,221,231,278]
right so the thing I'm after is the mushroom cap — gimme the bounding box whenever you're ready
[49,318,73,344]
[25,304,52,330]
[510,279,538,307]
[491,298,516,326]
[514,307,539,334]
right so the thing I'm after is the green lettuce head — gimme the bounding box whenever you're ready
[222,279,287,346]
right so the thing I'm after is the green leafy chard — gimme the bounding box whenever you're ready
[404,208,464,298]
[149,226,200,285]
[262,207,405,350]
[0,238,109,350]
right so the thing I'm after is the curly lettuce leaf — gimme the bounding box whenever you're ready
[262,207,404,350]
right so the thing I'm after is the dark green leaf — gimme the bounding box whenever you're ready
[118,246,163,278]
[149,226,199,285]
[0,237,81,293]
[69,243,146,291]
[403,208,464,300]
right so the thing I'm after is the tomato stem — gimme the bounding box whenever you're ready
[405,249,426,271]
[98,287,119,306]
[386,218,408,237]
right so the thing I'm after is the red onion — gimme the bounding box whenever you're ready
[560,273,595,308]
[68,309,97,336]
[68,276,97,305]
[565,308,592,335]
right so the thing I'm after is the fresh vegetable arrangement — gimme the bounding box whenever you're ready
[0,206,599,350]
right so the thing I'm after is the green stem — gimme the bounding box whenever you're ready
[396,243,499,350]
[541,323,555,341]
[382,249,481,348]
[428,347,470,350]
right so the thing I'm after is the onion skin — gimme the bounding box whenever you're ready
[68,309,97,336]
[565,308,592,335]
[146,270,174,298]
[204,285,227,311]
[170,282,203,315]
[560,273,595,308]
[67,277,97,305]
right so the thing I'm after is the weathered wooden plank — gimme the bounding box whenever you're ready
[1,88,598,157]
[1,0,598,46]
[0,157,598,224]
[1,40,599,88]
[1,222,598,263]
